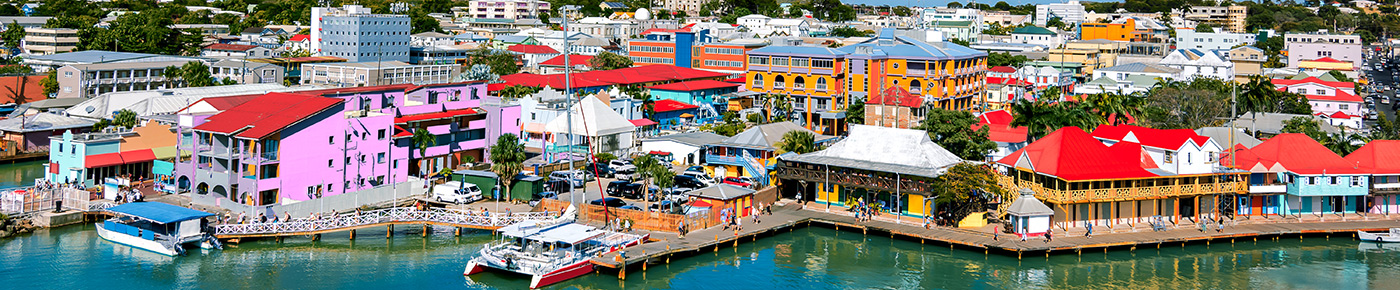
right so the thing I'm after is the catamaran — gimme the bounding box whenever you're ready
[464,206,648,289]
[97,202,220,256]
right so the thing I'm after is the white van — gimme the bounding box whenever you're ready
[432,181,484,204]
[614,165,638,182]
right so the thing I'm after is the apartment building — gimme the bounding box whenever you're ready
[1034,1,1086,26]
[1285,33,1363,69]
[210,59,286,85]
[311,5,411,62]
[459,0,550,20]
[300,61,455,87]
[23,27,78,55]
[1183,6,1247,33]
[1175,27,1256,50]
[54,60,196,99]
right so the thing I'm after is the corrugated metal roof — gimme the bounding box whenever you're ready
[782,125,961,178]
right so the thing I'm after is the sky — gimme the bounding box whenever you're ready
[840,0,1088,8]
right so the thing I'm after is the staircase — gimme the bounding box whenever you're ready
[741,150,768,186]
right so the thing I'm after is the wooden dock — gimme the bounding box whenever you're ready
[587,202,1400,279]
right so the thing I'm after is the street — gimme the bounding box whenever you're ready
[1362,45,1398,125]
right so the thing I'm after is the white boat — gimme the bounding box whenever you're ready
[1357,228,1400,243]
[96,202,218,256]
[463,206,648,289]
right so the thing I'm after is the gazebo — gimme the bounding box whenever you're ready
[544,95,636,156]
[1006,188,1054,237]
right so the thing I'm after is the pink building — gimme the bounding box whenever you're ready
[1271,77,1363,118]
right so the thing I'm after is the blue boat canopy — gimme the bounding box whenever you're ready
[106,202,214,224]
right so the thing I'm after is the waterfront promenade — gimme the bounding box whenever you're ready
[589,200,1400,278]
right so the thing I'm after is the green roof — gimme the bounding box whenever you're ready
[930,20,975,28]
[1012,26,1057,36]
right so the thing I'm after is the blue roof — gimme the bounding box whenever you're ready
[106,202,214,224]
[838,29,985,60]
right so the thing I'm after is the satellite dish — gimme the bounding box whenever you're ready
[635,8,651,20]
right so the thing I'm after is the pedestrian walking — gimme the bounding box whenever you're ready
[1086,223,1093,238]
[993,226,999,241]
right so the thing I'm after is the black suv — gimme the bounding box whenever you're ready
[589,197,627,207]
[618,183,646,200]
[605,181,630,197]
[673,175,707,190]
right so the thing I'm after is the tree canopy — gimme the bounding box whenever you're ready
[776,130,816,155]
[589,51,633,70]
[916,108,996,161]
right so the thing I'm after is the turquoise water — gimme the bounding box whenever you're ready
[3,224,1399,289]
[0,160,44,188]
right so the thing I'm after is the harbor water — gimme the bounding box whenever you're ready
[3,224,1399,289]
[0,160,44,189]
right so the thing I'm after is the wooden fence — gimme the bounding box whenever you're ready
[579,202,711,233]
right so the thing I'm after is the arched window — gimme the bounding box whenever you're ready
[816,78,828,91]
[910,80,922,94]
[774,75,786,89]
[794,76,806,90]
[752,74,764,88]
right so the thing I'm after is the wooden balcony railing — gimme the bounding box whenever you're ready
[995,175,1247,204]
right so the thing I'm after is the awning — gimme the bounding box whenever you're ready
[393,125,412,138]
[691,200,712,207]
[152,160,175,176]
[84,149,157,168]
[105,202,214,224]
[524,122,546,133]
[629,119,657,126]
[48,162,58,174]
[395,108,481,123]
[679,113,695,118]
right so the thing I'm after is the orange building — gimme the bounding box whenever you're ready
[692,42,765,74]
[627,38,677,66]
[1080,18,1134,41]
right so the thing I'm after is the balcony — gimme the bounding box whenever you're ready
[996,175,1248,204]
[241,151,280,163]
[706,154,743,166]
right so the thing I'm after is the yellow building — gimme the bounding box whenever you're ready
[1080,18,1134,42]
[747,28,987,135]
[1045,48,1109,75]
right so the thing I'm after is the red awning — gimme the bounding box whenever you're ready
[691,200,712,207]
[630,119,658,126]
[85,152,125,168]
[395,108,481,123]
[120,149,156,164]
[84,149,157,168]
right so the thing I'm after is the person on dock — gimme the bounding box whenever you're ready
[993,226,999,241]
[1046,230,1052,242]
[1085,223,1093,238]
[678,220,685,238]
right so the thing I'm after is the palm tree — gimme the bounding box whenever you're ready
[776,130,816,154]
[161,65,182,88]
[499,85,537,100]
[1008,98,1058,140]
[632,155,662,208]
[640,94,657,121]
[1081,92,1143,126]
[412,128,435,176]
[489,134,526,201]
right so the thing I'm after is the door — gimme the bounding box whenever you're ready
[1333,196,1346,213]
[1251,196,1263,216]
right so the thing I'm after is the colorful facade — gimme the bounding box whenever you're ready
[746,28,987,135]
[1228,134,1369,217]
[1080,18,1134,42]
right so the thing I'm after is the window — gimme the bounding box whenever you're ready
[1187,152,1192,164]
[792,58,809,67]
[774,75,786,89]
[772,57,789,66]
[816,78,827,91]
[752,74,764,88]
[328,159,334,168]
[1352,176,1362,187]
[812,59,834,68]
[1207,152,1216,163]
[378,129,386,140]
[1330,176,1339,185]
[794,76,805,90]
[749,56,768,65]
[328,136,334,144]
[1316,89,1326,94]
[378,152,386,163]
[1164,152,1174,163]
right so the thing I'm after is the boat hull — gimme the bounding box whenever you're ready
[529,260,595,289]
[95,224,178,256]
[1358,231,1400,243]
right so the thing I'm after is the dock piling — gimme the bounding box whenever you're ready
[349,229,356,240]
[387,225,394,238]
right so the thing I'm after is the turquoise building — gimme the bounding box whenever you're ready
[647,80,741,109]
[1230,134,1369,217]
[46,131,123,186]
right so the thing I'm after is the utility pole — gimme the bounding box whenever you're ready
[563,5,578,207]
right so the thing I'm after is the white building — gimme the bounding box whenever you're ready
[1092,62,1183,81]
[411,32,455,47]
[1092,125,1224,175]
[311,5,411,62]
[1034,1,1086,26]
[1174,27,1256,50]
[515,28,592,57]
[460,0,550,20]
[209,59,285,85]
[923,8,981,27]
[300,61,455,87]
[1160,49,1235,80]
[1011,26,1062,49]
[736,14,810,37]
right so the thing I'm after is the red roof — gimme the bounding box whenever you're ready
[653,99,699,113]
[508,44,559,54]
[865,86,922,107]
[647,80,740,91]
[724,77,745,83]
[1328,111,1358,119]
[1089,125,1211,150]
[540,54,594,67]
[204,43,260,52]
[986,77,1033,86]
[500,73,613,89]
[487,83,507,92]
[1346,140,1400,174]
[84,149,155,168]
[973,123,1028,143]
[1304,90,1362,103]
[193,92,344,139]
[641,28,688,35]
[1271,77,1355,91]
[630,119,658,126]
[997,127,1160,181]
[394,108,482,123]
[392,125,412,138]
[501,65,728,89]
[1309,57,1346,63]
[977,110,1015,126]
[990,66,1018,73]
[1240,133,1362,174]
[289,34,309,42]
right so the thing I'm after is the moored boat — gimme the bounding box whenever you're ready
[96,202,218,256]
[1357,228,1400,243]
[463,206,647,289]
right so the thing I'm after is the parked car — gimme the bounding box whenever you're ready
[673,175,708,190]
[609,159,633,171]
[723,176,755,188]
[549,170,594,188]
[649,200,680,212]
[685,166,705,173]
[681,171,714,186]
[618,205,643,211]
[584,162,615,178]
[543,179,570,193]
[589,197,628,208]
[618,183,646,200]
[613,165,638,182]
[431,181,484,204]
[528,191,558,207]
[606,180,631,197]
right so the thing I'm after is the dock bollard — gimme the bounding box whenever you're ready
[349,229,356,240]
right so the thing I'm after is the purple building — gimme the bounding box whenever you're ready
[176,82,520,206]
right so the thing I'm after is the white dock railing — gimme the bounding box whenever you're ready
[213,207,558,236]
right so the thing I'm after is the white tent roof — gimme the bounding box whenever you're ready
[783,124,962,178]
[544,94,635,136]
